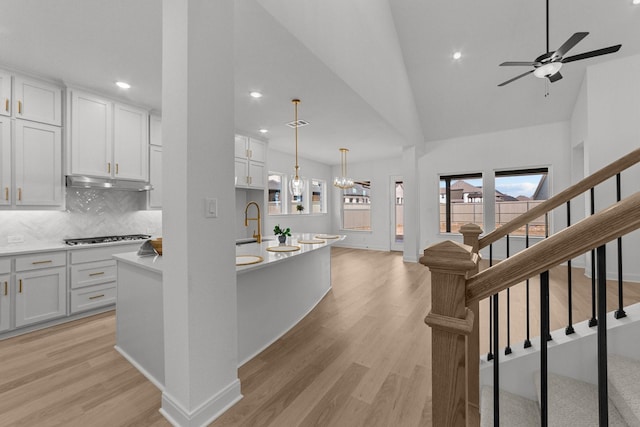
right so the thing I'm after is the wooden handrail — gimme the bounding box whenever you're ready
[467,191,640,304]
[479,147,640,250]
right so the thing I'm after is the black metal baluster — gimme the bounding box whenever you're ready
[505,235,512,355]
[487,244,494,361]
[566,201,575,335]
[596,245,609,426]
[615,173,626,319]
[493,292,500,427]
[589,188,598,327]
[524,224,532,348]
[540,270,550,427]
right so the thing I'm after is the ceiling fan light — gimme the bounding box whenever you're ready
[534,62,562,78]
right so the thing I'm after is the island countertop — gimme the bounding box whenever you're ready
[112,232,344,275]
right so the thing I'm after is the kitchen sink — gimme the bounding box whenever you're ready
[235,238,273,245]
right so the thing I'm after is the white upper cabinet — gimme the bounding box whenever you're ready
[68,89,149,181]
[149,145,162,209]
[149,114,162,146]
[0,71,11,117]
[234,135,267,189]
[0,117,10,206]
[70,90,113,178]
[13,76,62,126]
[114,103,148,181]
[14,120,62,206]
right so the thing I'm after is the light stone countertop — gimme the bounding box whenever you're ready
[0,239,148,256]
[112,233,345,275]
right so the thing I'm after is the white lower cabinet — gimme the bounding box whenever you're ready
[71,282,117,313]
[0,257,10,332]
[15,266,66,328]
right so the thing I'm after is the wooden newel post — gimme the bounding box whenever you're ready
[421,240,478,427]
[460,223,483,427]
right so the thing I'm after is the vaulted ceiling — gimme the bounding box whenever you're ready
[0,0,638,165]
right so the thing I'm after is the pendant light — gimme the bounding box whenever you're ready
[289,99,305,197]
[333,148,355,189]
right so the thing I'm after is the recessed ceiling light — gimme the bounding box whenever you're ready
[116,81,131,89]
[634,0,640,5]
[453,51,462,60]
[249,91,263,98]
[259,129,268,134]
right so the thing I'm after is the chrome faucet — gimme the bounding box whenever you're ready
[244,201,262,243]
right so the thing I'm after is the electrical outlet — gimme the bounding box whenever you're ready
[8,235,24,243]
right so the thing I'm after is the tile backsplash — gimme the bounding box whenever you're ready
[0,188,162,246]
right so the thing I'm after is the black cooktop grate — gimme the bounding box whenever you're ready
[64,234,151,245]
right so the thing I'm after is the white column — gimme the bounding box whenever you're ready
[161,1,241,426]
[402,145,420,262]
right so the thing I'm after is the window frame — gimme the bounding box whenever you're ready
[340,180,372,232]
[439,172,483,234]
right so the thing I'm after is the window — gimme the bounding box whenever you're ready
[311,179,326,213]
[267,173,284,215]
[495,168,548,236]
[342,181,371,231]
[439,173,483,233]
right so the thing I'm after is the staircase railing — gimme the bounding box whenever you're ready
[421,147,640,427]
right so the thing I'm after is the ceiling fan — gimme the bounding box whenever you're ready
[498,0,621,87]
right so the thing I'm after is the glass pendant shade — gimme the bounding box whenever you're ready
[289,99,305,197]
[333,148,355,189]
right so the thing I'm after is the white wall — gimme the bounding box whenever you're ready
[419,121,572,259]
[331,156,403,251]
[263,148,333,236]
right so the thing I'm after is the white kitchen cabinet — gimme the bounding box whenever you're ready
[235,135,266,189]
[14,120,62,206]
[13,76,62,126]
[0,70,11,117]
[68,89,148,181]
[70,90,113,178]
[149,145,162,208]
[0,258,10,332]
[0,116,10,206]
[15,251,66,328]
[114,103,148,181]
[149,114,162,146]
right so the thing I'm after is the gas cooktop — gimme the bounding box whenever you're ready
[64,234,151,246]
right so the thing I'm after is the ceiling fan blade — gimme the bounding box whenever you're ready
[498,69,535,87]
[548,72,563,83]
[561,44,622,63]
[499,61,541,66]
[553,32,589,59]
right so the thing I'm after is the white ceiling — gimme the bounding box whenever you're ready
[0,0,638,165]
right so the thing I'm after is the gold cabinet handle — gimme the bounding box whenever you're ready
[89,272,105,276]
[116,163,119,175]
[4,99,8,112]
[3,281,7,296]
[107,162,111,173]
[17,100,22,114]
[19,279,22,293]
[32,260,53,265]
[89,294,105,300]
[4,187,7,201]
[18,188,22,201]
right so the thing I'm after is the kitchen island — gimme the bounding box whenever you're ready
[113,232,344,389]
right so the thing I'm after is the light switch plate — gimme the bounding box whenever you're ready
[205,198,218,218]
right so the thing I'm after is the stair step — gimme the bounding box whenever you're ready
[480,386,540,427]
[608,354,640,427]
[535,371,628,426]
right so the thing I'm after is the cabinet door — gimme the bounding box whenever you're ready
[14,121,62,206]
[248,138,266,163]
[70,90,113,178]
[235,135,248,158]
[235,158,248,187]
[15,267,66,328]
[0,116,10,205]
[0,71,10,117]
[0,274,9,332]
[13,76,62,126]
[149,145,163,208]
[149,114,162,146]
[114,103,148,181]
[248,160,265,189]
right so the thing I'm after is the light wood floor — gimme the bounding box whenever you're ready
[0,247,638,426]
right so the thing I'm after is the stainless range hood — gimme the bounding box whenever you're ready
[66,176,153,191]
